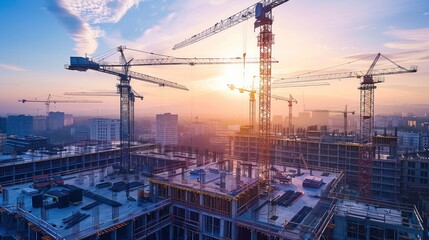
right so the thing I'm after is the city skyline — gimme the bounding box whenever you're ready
[1,0,428,121]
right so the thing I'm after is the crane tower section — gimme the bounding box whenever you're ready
[256,2,274,186]
[173,0,290,186]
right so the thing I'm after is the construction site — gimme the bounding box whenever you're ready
[0,0,428,240]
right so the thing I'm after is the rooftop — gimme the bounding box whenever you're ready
[0,169,159,239]
[238,166,340,238]
[0,142,150,166]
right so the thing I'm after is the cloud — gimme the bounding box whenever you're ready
[60,0,142,24]
[385,28,429,50]
[355,24,376,31]
[424,12,429,16]
[0,63,26,71]
[47,0,142,55]
[383,28,429,63]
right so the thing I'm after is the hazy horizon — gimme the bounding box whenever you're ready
[1,0,428,121]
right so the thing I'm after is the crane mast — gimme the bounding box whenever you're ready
[174,0,290,186]
[67,46,261,174]
[272,94,297,135]
[228,84,257,132]
[275,53,417,199]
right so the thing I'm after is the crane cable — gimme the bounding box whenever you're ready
[293,53,377,77]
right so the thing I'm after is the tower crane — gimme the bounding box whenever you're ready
[274,53,417,143]
[305,105,355,136]
[228,84,257,132]
[66,46,263,173]
[271,94,297,135]
[229,80,327,134]
[64,91,143,142]
[18,94,102,117]
[274,53,417,198]
[173,0,291,185]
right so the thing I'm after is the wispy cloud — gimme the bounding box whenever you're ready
[424,12,429,16]
[355,24,376,31]
[47,0,142,55]
[383,28,429,63]
[0,63,26,71]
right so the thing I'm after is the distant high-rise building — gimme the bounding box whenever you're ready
[192,121,207,135]
[48,112,65,130]
[272,115,283,133]
[71,125,90,141]
[0,117,7,133]
[89,118,120,141]
[156,113,178,145]
[33,116,47,132]
[64,114,74,126]
[311,111,329,127]
[7,115,33,137]
[297,112,311,128]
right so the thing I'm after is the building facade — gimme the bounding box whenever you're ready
[33,115,47,132]
[89,118,120,141]
[48,111,65,131]
[230,132,403,202]
[7,115,33,137]
[156,113,178,145]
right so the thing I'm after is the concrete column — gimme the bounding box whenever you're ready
[184,228,188,240]
[199,212,204,240]
[28,226,36,240]
[126,220,134,239]
[111,229,117,240]
[17,218,26,234]
[155,210,160,240]
[169,204,174,239]
[251,230,257,240]
[365,223,370,240]
[199,194,204,240]
[231,200,237,240]
[220,219,225,238]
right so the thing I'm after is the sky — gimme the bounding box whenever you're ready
[0,0,428,122]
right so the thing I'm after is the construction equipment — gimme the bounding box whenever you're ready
[64,91,143,142]
[274,53,417,143]
[274,53,417,199]
[271,94,297,135]
[228,83,299,134]
[305,105,355,136]
[18,94,102,117]
[66,46,263,174]
[173,0,291,185]
[228,84,257,132]
[229,76,324,135]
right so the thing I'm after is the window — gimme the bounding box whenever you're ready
[205,215,221,236]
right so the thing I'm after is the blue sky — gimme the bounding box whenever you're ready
[0,0,428,119]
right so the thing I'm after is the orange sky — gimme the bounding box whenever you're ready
[1,0,428,121]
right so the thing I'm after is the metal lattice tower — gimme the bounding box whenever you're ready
[257,20,273,185]
[171,0,290,185]
[359,77,377,144]
[67,47,263,173]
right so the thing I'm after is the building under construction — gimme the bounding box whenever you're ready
[0,144,425,240]
[229,131,413,202]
